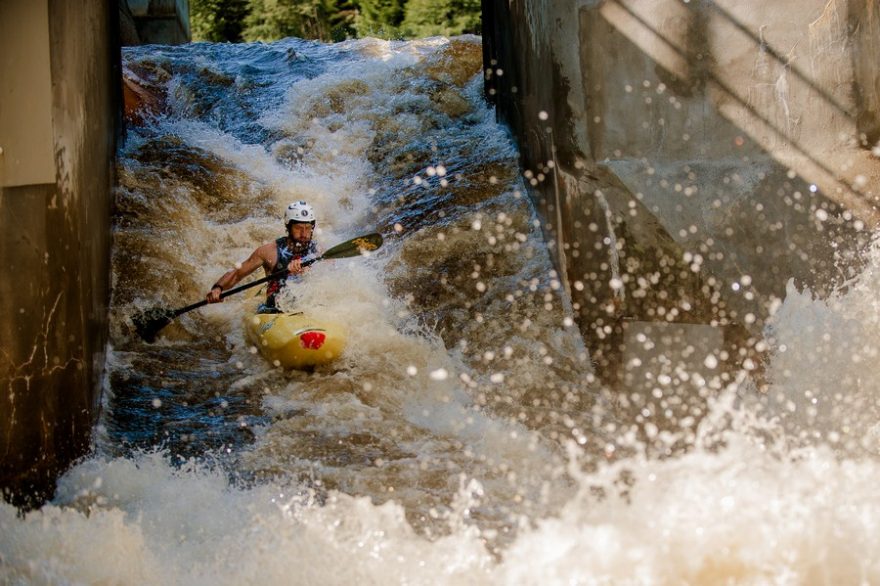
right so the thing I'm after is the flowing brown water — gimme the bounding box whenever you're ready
[100,36,604,545]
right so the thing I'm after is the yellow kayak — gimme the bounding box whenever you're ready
[245,312,346,369]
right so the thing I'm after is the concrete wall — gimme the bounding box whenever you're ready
[121,0,191,45]
[0,0,119,508]
[483,0,879,384]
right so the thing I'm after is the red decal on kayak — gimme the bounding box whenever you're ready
[300,331,326,350]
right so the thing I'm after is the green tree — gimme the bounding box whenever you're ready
[190,0,482,42]
[401,0,480,38]
[243,0,356,42]
[352,0,405,38]
[191,0,250,42]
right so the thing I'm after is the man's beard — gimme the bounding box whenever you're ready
[289,236,310,253]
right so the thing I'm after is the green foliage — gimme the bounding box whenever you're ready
[189,0,479,42]
[352,0,405,39]
[243,0,356,42]
[191,0,250,42]
[401,0,480,38]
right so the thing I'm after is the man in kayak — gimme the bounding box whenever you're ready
[206,200,319,313]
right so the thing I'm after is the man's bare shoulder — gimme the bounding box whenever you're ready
[255,241,277,256]
[238,241,276,267]
[253,240,279,269]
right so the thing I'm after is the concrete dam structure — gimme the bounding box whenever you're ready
[483,0,880,385]
[0,0,119,507]
[1,0,188,507]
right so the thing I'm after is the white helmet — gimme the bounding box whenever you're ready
[284,200,316,225]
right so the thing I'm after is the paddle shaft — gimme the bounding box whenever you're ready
[133,233,382,342]
[170,256,320,318]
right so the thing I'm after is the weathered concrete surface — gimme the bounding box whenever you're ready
[483,0,880,384]
[122,0,191,45]
[0,0,119,508]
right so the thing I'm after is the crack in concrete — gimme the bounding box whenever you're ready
[2,290,84,461]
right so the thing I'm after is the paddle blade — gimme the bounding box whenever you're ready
[322,233,383,260]
[132,307,176,343]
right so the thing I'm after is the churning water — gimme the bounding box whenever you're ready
[3,36,880,585]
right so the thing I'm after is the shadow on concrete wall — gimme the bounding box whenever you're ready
[483,0,878,391]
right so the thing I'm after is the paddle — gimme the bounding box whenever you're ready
[132,233,383,343]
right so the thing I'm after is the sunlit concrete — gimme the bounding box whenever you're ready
[0,1,56,187]
[483,0,880,384]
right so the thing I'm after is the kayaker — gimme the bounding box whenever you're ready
[206,200,319,313]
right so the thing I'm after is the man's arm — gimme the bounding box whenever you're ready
[206,245,270,303]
